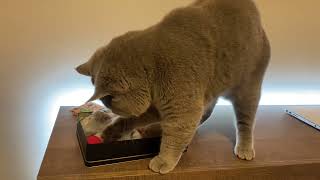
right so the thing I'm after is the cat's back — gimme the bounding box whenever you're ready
[197,0,262,37]
[194,0,259,15]
[160,0,261,31]
[151,0,268,90]
[156,0,263,55]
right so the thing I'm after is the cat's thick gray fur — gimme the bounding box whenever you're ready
[76,0,270,174]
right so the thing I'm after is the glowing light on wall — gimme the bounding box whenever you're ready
[50,88,320,114]
[46,88,319,140]
[51,89,320,111]
[48,88,101,130]
[217,91,320,105]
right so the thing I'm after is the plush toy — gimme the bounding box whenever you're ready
[72,102,147,144]
[71,102,105,116]
[87,135,103,144]
[71,103,108,144]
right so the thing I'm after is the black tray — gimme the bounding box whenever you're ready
[77,122,161,167]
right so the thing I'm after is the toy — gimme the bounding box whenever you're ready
[71,102,106,117]
[72,102,146,143]
[87,135,103,144]
[71,102,109,144]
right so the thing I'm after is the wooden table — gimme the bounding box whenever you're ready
[38,106,320,180]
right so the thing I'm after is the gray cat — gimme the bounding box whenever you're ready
[76,0,270,174]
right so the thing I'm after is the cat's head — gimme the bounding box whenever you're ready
[76,33,152,117]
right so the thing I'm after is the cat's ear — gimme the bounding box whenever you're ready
[75,62,91,76]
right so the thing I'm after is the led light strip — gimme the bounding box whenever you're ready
[49,89,320,125]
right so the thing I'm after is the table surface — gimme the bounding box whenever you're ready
[37,106,320,180]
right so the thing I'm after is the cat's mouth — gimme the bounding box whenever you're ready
[100,95,113,109]
[99,95,131,118]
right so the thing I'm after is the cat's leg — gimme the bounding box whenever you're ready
[149,99,203,174]
[200,98,217,125]
[230,31,270,160]
[137,123,162,138]
[102,106,160,142]
[137,103,215,138]
[139,98,216,140]
[228,83,262,161]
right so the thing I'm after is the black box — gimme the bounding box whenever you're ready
[77,120,161,167]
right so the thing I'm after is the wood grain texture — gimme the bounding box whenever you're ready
[37,106,320,180]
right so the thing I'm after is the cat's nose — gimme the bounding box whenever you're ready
[100,95,113,108]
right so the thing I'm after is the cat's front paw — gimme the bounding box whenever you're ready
[118,129,142,141]
[102,125,123,142]
[149,155,178,174]
[234,144,255,160]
